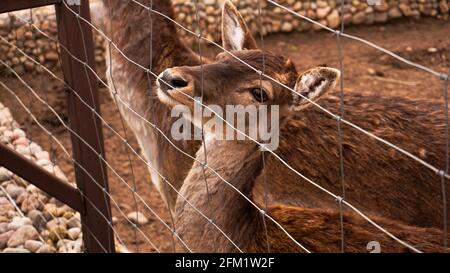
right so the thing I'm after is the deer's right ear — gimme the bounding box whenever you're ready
[222,0,257,51]
[290,67,340,110]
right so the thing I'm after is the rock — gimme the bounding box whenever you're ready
[399,3,413,16]
[67,227,81,240]
[367,68,376,75]
[352,11,366,24]
[326,9,340,29]
[427,47,438,53]
[12,128,26,139]
[281,22,293,32]
[0,230,14,249]
[47,219,68,242]
[57,239,82,253]
[0,168,11,182]
[5,184,25,199]
[28,209,47,230]
[15,192,28,206]
[439,1,449,13]
[316,7,331,19]
[36,244,56,253]
[3,247,30,253]
[0,223,8,234]
[22,193,46,213]
[0,203,14,218]
[388,7,402,18]
[44,52,59,62]
[7,217,32,231]
[66,216,81,229]
[7,225,39,247]
[374,12,388,22]
[24,240,43,252]
[126,211,149,226]
[374,2,389,12]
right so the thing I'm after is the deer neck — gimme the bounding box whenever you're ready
[101,0,204,210]
[175,137,264,252]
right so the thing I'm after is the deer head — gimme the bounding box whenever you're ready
[157,0,339,147]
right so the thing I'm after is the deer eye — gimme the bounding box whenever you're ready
[251,88,268,102]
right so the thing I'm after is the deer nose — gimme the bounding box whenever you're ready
[158,70,189,92]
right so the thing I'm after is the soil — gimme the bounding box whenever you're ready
[0,17,449,252]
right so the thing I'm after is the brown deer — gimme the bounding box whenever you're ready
[157,59,447,253]
[104,0,449,229]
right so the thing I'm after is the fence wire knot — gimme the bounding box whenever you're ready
[335,196,344,204]
[437,169,447,177]
[440,73,449,82]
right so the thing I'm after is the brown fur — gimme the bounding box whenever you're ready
[104,0,449,232]
[174,140,448,253]
[103,0,202,208]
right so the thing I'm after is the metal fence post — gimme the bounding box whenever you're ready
[55,0,115,253]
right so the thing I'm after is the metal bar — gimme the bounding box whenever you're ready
[0,142,83,211]
[55,0,114,253]
[0,0,61,13]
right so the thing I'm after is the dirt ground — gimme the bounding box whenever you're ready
[0,18,449,252]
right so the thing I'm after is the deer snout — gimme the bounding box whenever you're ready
[157,69,190,93]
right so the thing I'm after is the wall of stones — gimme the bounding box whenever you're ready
[0,0,448,76]
[174,0,450,44]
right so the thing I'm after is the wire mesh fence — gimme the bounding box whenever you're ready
[0,0,449,253]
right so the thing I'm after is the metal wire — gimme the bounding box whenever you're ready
[32,1,424,252]
[3,0,447,253]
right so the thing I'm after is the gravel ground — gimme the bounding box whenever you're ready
[0,102,83,253]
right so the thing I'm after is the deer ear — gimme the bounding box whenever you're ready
[291,67,340,110]
[222,0,257,51]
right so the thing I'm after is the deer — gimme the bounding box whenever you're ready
[103,0,449,229]
[156,53,448,253]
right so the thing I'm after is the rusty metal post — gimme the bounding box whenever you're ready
[55,0,115,252]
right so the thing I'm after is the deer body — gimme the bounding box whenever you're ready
[104,0,448,230]
[174,137,447,253]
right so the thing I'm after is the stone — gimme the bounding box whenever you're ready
[316,7,331,19]
[12,128,26,139]
[374,2,389,12]
[0,223,8,234]
[127,211,149,226]
[67,227,81,240]
[3,247,30,253]
[439,1,449,13]
[388,7,402,18]
[28,209,47,230]
[374,12,388,22]
[21,194,44,213]
[399,3,414,16]
[44,52,59,62]
[0,168,11,182]
[327,9,340,29]
[66,216,81,229]
[7,225,39,247]
[0,230,14,249]
[7,217,32,231]
[427,47,438,53]
[0,203,14,218]
[36,244,56,253]
[24,240,43,252]
[5,184,25,199]
[281,22,293,32]
[352,11,366,24]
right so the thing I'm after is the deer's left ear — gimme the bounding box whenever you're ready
[291,67,340,110]
[222,0,257,51]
